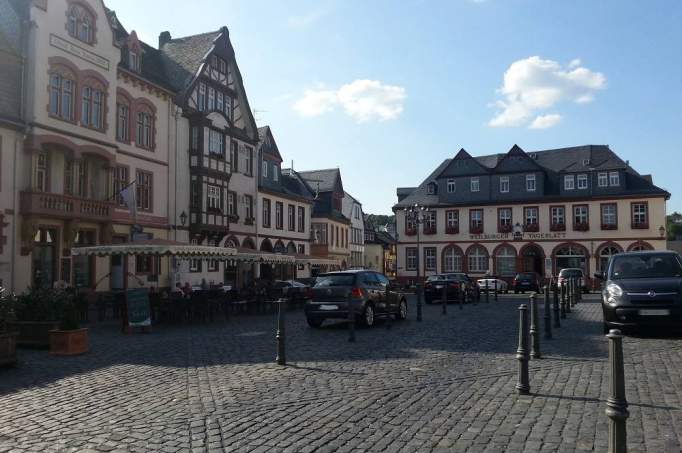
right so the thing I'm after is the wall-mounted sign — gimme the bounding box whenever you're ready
[50,34,110,70]
[469,232,566,241]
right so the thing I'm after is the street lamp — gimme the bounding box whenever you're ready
[404,203,427,322]
[659,225,666,238]
[179,210,187,227]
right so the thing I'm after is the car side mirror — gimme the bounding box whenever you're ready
[594,272,604,280]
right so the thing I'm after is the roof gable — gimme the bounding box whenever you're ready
[493,144,545,173]
[436,148,490,178]
[258,126,283,162]
[299,169,343,195]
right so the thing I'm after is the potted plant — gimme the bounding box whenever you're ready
[49,297,89,356]
[0,286,18,366]
[8,288,65,347]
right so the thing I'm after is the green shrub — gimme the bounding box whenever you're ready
[15,288,73,323]
[0,287,16,332]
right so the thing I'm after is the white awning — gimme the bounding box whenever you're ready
[72,239,237,258]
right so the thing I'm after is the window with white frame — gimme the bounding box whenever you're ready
[424,211,436,230]
[447,179,456,193]
[495,245,516,277]
[262,198,271,228]
[609,172,620,186]
[574,205,588,224]
[470,209,483,228]
[564,175,575,190]
[198,83,206,111]
[262,160,268,178]
[427,183,435,195]
[244,194,253,220]
[406,248,417,271]
[273,164,278,181]
[467,246,488,273]
[446,210,459,228]
[500,176,509,193]
[598,172,608,187]
[424,248,437,271]
[470,177,480,192]
[35,152,48,192]
[207,185,221,211]
[632,203,648,225]
[189,238,201,272]
[298,206,305,232]
[499,208,512,226]
[208,129,223,156]
[577,174,588,189]
[551,206,565,225]
[524,207,538,225]
[442,246,462,272]
[208,87,215,111]
[602,204,617,226]
[526,174,536,192]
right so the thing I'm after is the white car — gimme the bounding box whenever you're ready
[477,277,508,293]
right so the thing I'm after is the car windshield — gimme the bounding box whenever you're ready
[610,254,682,280]
[426,276,445,282]
[560,269,582,277]
[518,273,536,279]
[314,274,356,287]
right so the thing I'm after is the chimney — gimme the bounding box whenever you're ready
[159,31,171,48]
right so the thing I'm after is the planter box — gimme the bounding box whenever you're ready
[49,328,89,356]
[523,224,539,232]
[6,321,60,348]
[0,332,17,367]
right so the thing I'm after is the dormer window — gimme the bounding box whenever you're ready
[128,51,139,72]
[447,179,456,193]
[470,177,480,192]
[426,183,436,195]
[526,174,536,192]
[273,164,279,182]
[66,3,95,45]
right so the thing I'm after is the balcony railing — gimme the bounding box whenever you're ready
[20,191,114,222]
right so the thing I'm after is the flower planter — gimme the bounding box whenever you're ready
[6,321,60,348]
[0,332,18,367]
[49,328,89,356]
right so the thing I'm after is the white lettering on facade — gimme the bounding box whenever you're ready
[50,34,110,70]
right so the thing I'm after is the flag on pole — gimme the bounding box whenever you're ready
[119,181,137,216]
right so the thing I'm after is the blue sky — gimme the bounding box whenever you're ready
[108,0,682,215]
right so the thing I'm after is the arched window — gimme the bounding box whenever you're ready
[286,242,297,254]
[273,240,285,254]
[81,78,106,130]
[442,246,463,273]
[467,245,489,273]
[495,245,516,277]
[628,241,653,252]
[49,66,76,121]
[599,245,621,271]
[135,103,155,149]
[224,237,239,249]
[555,244,587,273]
[66,3,95,44]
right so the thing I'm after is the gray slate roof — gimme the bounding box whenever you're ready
[298,169,341,193]
[160,30,222,91]
[395,145,668,209]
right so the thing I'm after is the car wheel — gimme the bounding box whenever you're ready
[397,299,408,320]
[307,317,323,328]
[362,304,375,327]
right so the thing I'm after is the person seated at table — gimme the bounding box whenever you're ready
[171,282,183,295]
[182,282,193,297]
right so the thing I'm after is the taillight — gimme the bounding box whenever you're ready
[449,282,459,289]
[351,287,364,298]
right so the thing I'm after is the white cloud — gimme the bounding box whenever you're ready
[488,56,606,129]
[529,113,562,129]
[293,79,407,122]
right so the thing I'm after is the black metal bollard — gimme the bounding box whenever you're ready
[416,282,423,322]
[543,286,552,340]
[529,293,541,359]
[386,288,393,330]
[494,279,498,301]
[553,284,561,328]
[567,279,573,313]
[348,294,356,343]
[441,284,447,315]
[275,298,286,365]
[560,283,567,319]
[606,329,629,453]
[485,279,490,303]
[515,304,530,395]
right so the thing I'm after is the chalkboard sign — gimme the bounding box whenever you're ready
[127,288,151,327]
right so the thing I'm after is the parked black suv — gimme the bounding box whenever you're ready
[596,251,682,334]
[424,273,479,303]
[304,270,408,328]
[512,272,541,294]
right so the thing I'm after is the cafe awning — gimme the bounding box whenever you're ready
[71,239,238,258]
[294,254,340,267]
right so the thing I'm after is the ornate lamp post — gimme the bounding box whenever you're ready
[404,204,428,322]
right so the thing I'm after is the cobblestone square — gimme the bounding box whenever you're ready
[1,295,682,452]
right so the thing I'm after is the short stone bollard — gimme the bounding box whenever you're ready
[348,294,356,343]
[529,293,541,359]
[275,298,287,365]
[543,286,552,340]
[553,284,561,328]
[494,279,498,301]
[442,284,447,315]
[560,283,567,319]
[416,283,423,322]
[515,304,530,395]
[606,329,629,453]
[485,279,490,303]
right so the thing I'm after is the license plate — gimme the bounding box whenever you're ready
[434,285,443,289]
[639,309,670,316]
[319,305,338,311]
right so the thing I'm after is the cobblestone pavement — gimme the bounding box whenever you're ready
[1,294,682,452]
